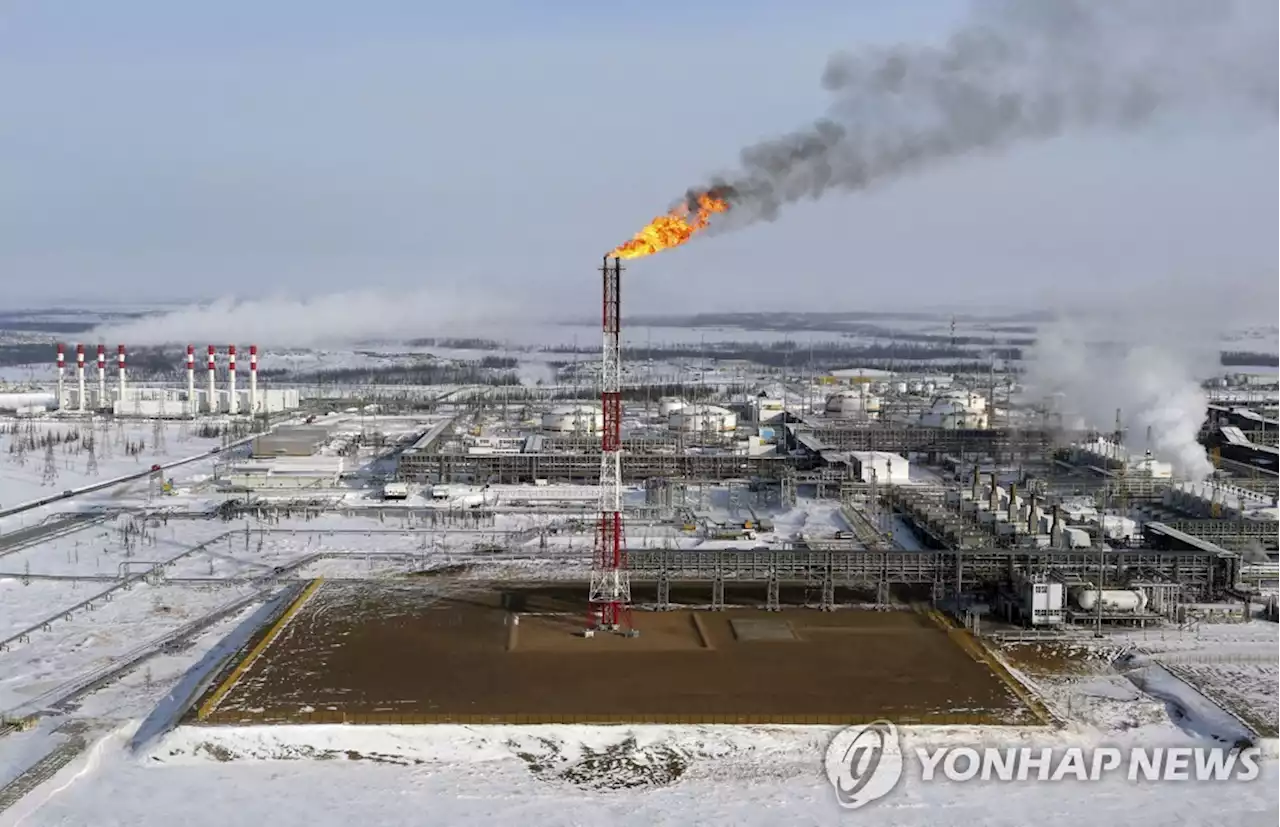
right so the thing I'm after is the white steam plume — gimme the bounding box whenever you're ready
[1023,306,1224,480]
[90,287,546,348]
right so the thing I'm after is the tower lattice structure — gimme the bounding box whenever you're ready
[589,256,631,630]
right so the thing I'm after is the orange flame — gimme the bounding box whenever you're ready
[607,192,730,259]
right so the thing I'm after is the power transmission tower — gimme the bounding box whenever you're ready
[153,412,167,455]
[41,442,58,486]
[85,435,99,475]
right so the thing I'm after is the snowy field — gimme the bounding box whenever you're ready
[0,417,225,511]
[0,476,1277,824]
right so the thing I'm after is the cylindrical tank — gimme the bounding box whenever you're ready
[824,389,882,418]
[658,397,686,417]
[1072,589,1147,613]
[668,404,737,433]
[894,382,908,395]
[540,404,603,434]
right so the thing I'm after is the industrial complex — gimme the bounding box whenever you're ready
[0,270,1275,813]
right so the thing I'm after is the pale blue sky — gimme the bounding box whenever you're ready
[1,0,1275,321]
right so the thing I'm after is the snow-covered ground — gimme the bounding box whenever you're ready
[0,458,1276,824]
[0,417,224,511]
[3,717,1277,827]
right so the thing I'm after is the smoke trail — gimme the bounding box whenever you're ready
[1023,306,1224,480]
[696,0,1276,225]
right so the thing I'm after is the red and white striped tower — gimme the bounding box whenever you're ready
[206,346,217,414]
[116,345,127,405]
[249,345,258,416]
[75,344,85,412]
[55,344,66,410]
[589,256,631,631]
[186,345,196,417]
[96,345,106,409]
[227,345,238,415]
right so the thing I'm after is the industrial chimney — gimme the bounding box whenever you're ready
[1051,505,1063,548]
[227,345,238,415]
[76,344,85,413]
[186,345,196,417]
[249,345,258,416]
[55,344,65,410]
[206,346,217,414]
[1007,482,1017,522]
[987,471,999,511]
[117,345,127,406]
[1027,493,1037,534]
[96,345,106,409]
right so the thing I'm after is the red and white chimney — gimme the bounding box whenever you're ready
[117,345,127,405]
[207,345,217,414]
[76,344,86,412]
[227,345,238,415]
[186,345,196,417]
[96,345,106,409]
[56,343,66,410]
[249,345,258,416]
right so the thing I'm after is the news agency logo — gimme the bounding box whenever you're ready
[825,721,1263,810]
[824,721,904,810]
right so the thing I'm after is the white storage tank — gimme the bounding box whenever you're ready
[668,404,737,433]
[658,397,687,417]
[541,404,603,434]
[824,389,882,418]
[1072,589,1147,613]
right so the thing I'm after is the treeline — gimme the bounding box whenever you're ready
[543,340,1023,367]
[285,363,520,386]
[1220,350,1279,368]
[406,337,506,350]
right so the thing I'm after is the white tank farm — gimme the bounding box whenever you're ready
[917,392,989,429]
[541,404,603,434]
[668,404,737,433]
[824,389,881,418]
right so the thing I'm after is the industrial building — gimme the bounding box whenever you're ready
[251,426,331,458]
[220,456,345,491]
[846,451,910,484]
[46,343,300,417]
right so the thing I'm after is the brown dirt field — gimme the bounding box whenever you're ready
[207,582,1035,723]
[996,642,1117,678]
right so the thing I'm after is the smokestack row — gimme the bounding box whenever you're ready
[53,343,261,416]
